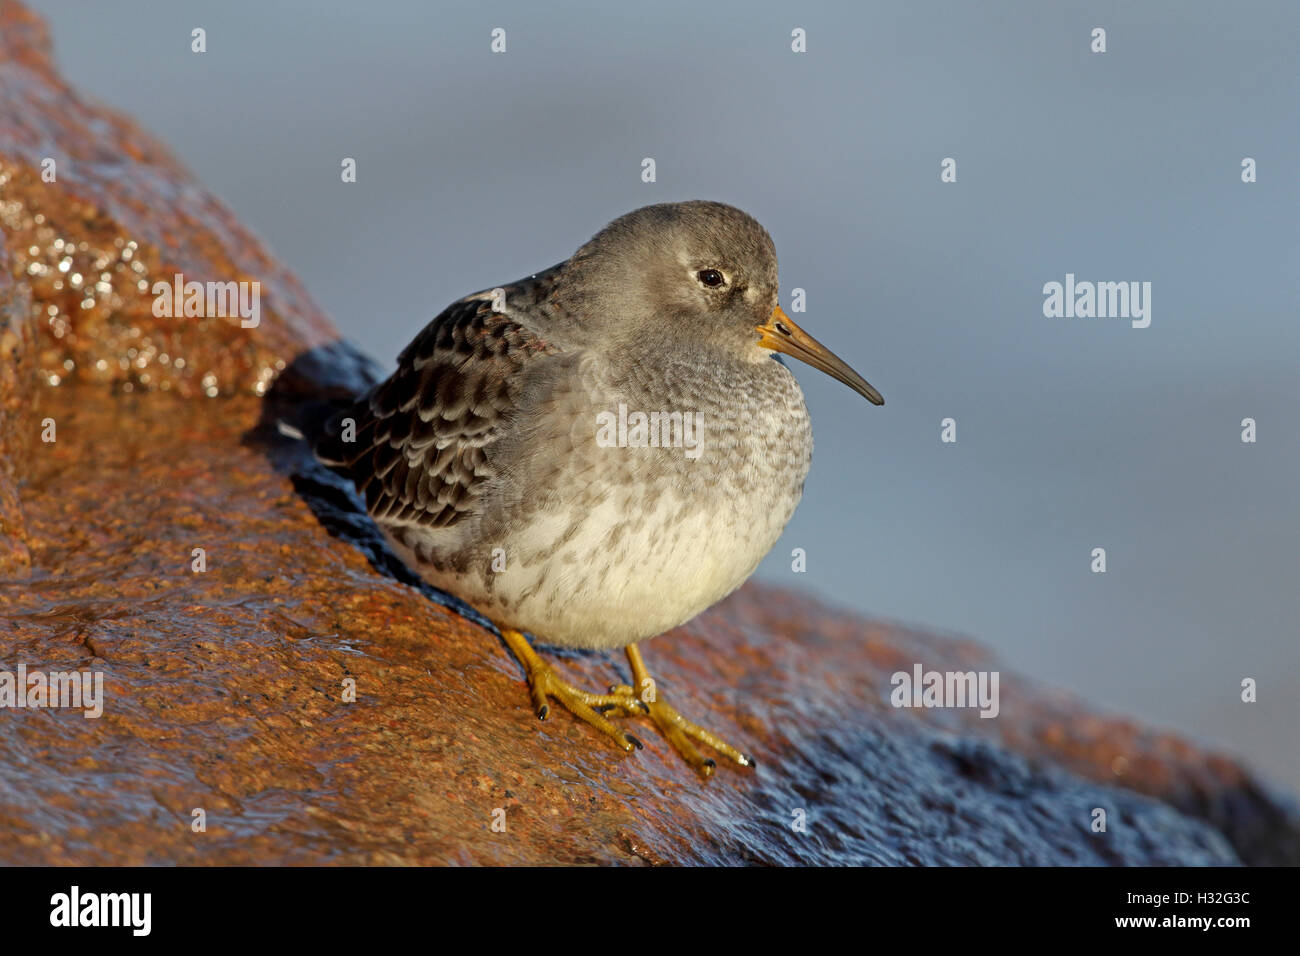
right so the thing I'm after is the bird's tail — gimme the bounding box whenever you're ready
[275,419,306,442]
[311,399,368,469]
[255,338,384,479]
[272,393,366,474]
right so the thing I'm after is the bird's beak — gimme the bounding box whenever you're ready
[756,306,884,405]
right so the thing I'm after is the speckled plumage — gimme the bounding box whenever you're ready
[319,202,850,651]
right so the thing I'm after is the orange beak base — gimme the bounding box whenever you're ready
[756,306,884,405]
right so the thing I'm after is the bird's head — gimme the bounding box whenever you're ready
[562,200,883,405]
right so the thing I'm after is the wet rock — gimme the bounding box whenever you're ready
[0,240,33,577]
[1,0,1296,865]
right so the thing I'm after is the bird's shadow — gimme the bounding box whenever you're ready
[242,340,604,665]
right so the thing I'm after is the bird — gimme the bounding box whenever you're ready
[315,201,883,778]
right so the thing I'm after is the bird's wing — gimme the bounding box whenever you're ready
[317,271,564,531]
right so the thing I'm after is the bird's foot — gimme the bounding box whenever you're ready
[607,683,755,779]
[500,628,646,754]
[597,641,758,778]
[498,629,755,779]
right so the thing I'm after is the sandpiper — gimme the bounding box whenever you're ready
[317,201,884,777]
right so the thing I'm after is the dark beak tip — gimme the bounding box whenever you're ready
[858,384,884,406]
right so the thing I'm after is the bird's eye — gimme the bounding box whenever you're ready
[697,269,725,288]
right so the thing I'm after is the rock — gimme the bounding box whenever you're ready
[1,0,1295,865]
[0,237,33,577]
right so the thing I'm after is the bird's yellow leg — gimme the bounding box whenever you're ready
[498,627,646,753]
[621,643,755,779]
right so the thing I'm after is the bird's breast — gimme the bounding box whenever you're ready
[465,353,813,648]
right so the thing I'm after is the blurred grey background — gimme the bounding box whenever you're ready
[29,1,1298,792]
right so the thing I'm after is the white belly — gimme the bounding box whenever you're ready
[488,476,798,648]
[392,356,813,649]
